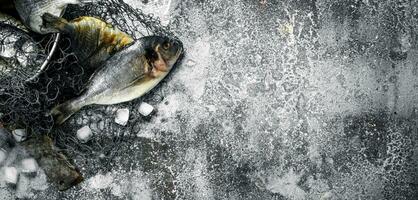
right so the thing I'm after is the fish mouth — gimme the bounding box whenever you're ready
[174,39,184,55]
[166,36,184,58]
[171,39,185,66]
[166,48,184,68]
[58,173,84,191]
[173,44,185,66]
[71,174,84,186]
[177,44,184,58]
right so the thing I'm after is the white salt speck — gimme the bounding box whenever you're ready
[138,103,154,117]
[111,184,122,197]
[266,169,306,200]
[21,158,38,173]
[321,191,334,200]
[206,105,217,113]
[186,59,196,66]
[4,166,18,184]
[255,54,263,64]
[115,108,130,126]
[88,173,113,190]
[12,129,26,142]
[98,121,105,130]
[99,153,105,159]
[76,126,93,143]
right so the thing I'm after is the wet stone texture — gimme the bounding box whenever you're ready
[2,0,418,199]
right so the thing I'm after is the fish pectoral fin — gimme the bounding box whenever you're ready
[81,43,109,67]
[119,75,152,91]
[119,56,154,90]
[41,13,69,33]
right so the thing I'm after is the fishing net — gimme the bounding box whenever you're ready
[0,23,55,133]
[0,0,179,173]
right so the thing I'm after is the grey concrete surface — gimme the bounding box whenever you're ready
[1,0,418,199]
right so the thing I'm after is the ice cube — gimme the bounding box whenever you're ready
[115,108,130,126]
[4,166,18,184]
[21,158,38,174]
[76,126,92,143]
[186,59,196,67]
[321,192,334,200]
[0,149,7,164]
[12,129,26,142]
[138,102,154,116]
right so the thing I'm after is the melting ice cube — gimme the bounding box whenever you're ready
[115,108,130,126]
[12,129,26,142]
[21,158,38,174]
[186,59,196,67]
[4,166,18,184]
[138,102,154,116]
[76,126,93,143]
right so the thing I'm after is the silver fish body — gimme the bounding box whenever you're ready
[13,0,88,34]
[51,36,183,124]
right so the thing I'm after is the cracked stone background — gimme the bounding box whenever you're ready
[1,0,418,199]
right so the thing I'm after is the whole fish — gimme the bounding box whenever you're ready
[22,134,83,191]
[0,23,44,80]
[42,13,134,68]
[51,36,183,124]
[13,0,92,34]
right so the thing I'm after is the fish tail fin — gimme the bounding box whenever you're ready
[41,13,69,33]
[50,100,82,125]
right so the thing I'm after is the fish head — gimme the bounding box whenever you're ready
[55,167,84,191]
[53,153,84,191]
[21,135,84,191]
[156,37,184,67]
[143,36,183,74]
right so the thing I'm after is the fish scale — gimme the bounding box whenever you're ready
[42,14,134,68]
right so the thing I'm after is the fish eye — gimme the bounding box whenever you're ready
[162,42,171,50]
